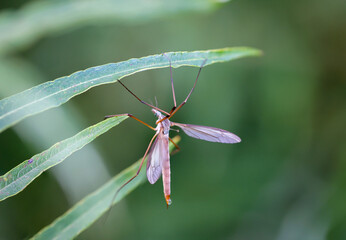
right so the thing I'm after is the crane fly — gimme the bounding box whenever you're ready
[105,56,241,208]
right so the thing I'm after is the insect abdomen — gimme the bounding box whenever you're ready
[161,137,171,206]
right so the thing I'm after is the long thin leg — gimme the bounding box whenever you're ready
[169,137,180,155]
[105,113,156,131]
[157,59,208,124]
[163,53,177,108]
[104,132,158,221]
[118,80,170,115]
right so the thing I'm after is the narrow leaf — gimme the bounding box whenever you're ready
[0,115,128,201]
[0,47,261,133]
[0,58,112,203]
[31,136,180,240]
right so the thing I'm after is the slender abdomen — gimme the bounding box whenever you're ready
[161,136,172,206]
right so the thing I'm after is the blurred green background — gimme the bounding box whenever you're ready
[0,0,345,239]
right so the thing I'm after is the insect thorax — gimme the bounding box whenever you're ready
[152,109,171,135]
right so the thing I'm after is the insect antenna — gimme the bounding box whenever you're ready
[154,96,158,108]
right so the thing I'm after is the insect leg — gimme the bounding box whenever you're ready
[105,113,156,131]
[169,137,180,155]
[118,80,170,115]
[104,132,158,220]
[163,53,177,107]
[157,59,208,124]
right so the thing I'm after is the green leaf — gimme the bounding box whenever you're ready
[0,58,113,202]
[0,115,128,201]
[31,136,180,240]
[0,47,261,133]
[0,0,221,56]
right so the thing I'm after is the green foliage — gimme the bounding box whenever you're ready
[0,47,261,133]
[0,46,259,238]
[2,0,342,239]
[0,0,222,56]
[0,115,128,201]
[31,136,180,240]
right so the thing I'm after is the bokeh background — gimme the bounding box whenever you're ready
[0,0,345,239]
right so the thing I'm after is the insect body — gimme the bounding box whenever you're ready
[148,109,171,205]
[106,56,241,207]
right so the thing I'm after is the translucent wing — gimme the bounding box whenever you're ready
[172,122,241,144]
[146,133,169,184]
